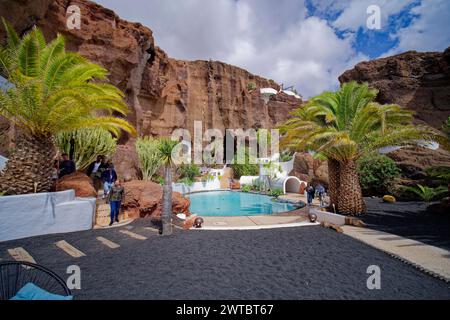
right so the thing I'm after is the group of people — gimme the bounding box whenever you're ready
[52,154,124,226]
[305,183,326,207]
[87,155,124,226]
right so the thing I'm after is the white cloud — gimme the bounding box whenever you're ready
[93,0,448,98]
[385,0,450,55]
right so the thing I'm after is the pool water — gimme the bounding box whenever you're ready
[187,191,299,217]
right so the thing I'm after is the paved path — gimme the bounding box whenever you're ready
[342,226,450,282]
[0,220,448,299]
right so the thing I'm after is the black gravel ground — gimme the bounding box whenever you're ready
[362,198,450,251]
[0,219,449,300]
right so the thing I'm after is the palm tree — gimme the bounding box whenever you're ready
[279,81,434,215]
[158,138,178,236]
[0,20,135,194]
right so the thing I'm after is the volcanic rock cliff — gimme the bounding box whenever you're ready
[0,0,301,177]
[340,48,450,186]
[339,48,450,129]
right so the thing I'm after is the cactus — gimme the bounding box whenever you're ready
[56,128,117,170]
[135,136,163,181]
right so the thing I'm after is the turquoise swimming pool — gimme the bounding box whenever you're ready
[187,191,300,217]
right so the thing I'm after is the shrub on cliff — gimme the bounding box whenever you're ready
[357,154,401,196]
[56,128,117,170]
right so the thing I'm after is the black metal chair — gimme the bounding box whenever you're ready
[0,261,71,300]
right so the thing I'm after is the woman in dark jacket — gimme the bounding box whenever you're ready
[101,164,117,198]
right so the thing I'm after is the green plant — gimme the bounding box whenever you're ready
[268,188,283,197]
[357,154,401,196]
[425,166,450,184]
[247,82,256,91]
[241,185,252,193]
[178,163,200,180]
[153,175,164,185]
[135,136,162,181]
[177,177,194,186]
[402,184,448,202]
[279,81,434,215]
[279,150,293,162]
[0,20,135,194]
[201,172,215,183]
[56,128,117,170]
[231,147,259,179]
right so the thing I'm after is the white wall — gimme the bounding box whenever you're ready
[0,190,96,242]
[172,178,222,195]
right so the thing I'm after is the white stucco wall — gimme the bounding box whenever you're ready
[0,190,96,242]
[172,178,222,195]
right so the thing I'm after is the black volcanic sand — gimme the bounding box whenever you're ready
[0,219,449,300]
[362,198,450,251]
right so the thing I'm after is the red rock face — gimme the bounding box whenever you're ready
[339,49,450,183]
[339,48,450,130]
[0,0,301,178]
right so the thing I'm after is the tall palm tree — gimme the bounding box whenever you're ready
[158,138,178,236]
[0,20,135,194]
[279,81,433,215]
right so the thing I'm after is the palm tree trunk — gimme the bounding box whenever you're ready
[0,135,55,195]
[338,159,366,215]
[327,159,340,212]
[161,164,173,236]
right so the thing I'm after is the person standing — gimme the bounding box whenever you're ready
[101,163,117,199]
[106,180,125,226]
[59,153,76,178]
[315,183,326,207]
[87,155,106,191]
[306,184,315,206]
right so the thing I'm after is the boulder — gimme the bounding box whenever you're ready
[56,172,97,197]
[121,180,191,220]
[289,153,329,186]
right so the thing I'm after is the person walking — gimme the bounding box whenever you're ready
[101,163,117,198]
[306,184,315,206]
[106,180,125,226]
[315,183,326,207]
[58,153,76,178]
[87,155,107,191]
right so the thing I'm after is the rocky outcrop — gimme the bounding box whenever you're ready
[0,0,301,179]
[56,172,96,197]
[289,153,328,186]
[339,47,450,129]
[121,180,190,220]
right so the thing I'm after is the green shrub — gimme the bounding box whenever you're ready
[201,172,215,183]
[279,150,293,162]
[402,184,448,202]
[357,154,401,196]
[56,128,117,170]
[231,147,259,179]
[241,185,252,193]
[153,175,164,185]
[247,82,256,91]
[177,177,194,186]
[178,164,201,180]
[268,188,283,197]
[426,166,450,184]
[135,136,163,181]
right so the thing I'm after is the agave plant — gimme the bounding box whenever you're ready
[403,184,448,202]
[279,81,434,215]
[0,20,135,194]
